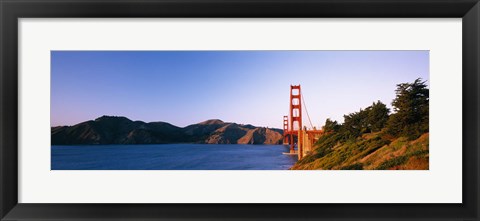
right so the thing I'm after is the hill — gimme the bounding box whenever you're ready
[291,132,429,170]
[51,116,283,145]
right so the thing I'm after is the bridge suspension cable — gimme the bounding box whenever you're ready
[301,93,315,129]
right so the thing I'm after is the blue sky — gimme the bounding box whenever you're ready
[51,51,429,129]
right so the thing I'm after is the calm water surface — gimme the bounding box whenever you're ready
[51,144,298,170]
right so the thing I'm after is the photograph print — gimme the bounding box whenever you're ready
[51,51,429,170]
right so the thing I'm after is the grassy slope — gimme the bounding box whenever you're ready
[291,132,429,170]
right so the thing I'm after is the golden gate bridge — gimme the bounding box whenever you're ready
[282,85,324,160]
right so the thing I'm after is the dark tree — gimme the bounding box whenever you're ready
[341,108,369,139]
[322,118,341,133]
[386,78,429,139]
[366,101,390,132]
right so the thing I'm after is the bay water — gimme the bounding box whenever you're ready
[51,144,298,170]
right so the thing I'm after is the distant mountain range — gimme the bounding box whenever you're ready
[51,116,284,145]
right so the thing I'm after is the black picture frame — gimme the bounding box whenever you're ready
[1,0,479,220]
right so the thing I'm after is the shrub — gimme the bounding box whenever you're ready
[340,163,364,170]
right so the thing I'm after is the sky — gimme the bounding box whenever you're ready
[51,51,429,129]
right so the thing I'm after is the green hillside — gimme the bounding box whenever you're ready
[291,132,428,170]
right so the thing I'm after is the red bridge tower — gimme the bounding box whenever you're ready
[283,115,289,144]
[284,85,303,154]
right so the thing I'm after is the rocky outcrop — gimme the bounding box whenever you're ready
[237,128,283,145]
